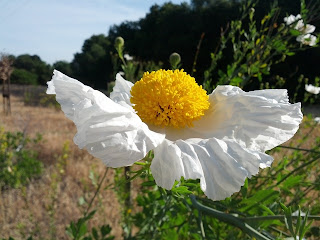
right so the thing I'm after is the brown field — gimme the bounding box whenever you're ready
[0,85,319,239]
[0,91,123,239]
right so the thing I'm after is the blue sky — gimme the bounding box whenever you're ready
[0,0,189,64]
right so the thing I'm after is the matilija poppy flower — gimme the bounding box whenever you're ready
[47,69,302,201]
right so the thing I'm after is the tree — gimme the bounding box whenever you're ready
[71,34,114,89]
[11,69,38,85]
[53,61,73,76]
[13,54,52,85]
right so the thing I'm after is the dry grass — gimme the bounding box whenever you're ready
[0,94,123,239]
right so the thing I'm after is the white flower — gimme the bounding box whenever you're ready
[295,19,316,34]
[284,14,301,25]
[47,70,302,201]
[124,54,133,61]
[283,14,315,34]
[314,117,320,123]
[284,14,317,46]
[296,34,317,46]
[305,84,320,94]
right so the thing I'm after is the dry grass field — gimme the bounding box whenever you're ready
[0,91,123,239]
[0,85,319,239]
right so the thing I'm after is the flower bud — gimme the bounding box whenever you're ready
[249,8,255,21]
[169,52,181,67]
[115,36,124,48]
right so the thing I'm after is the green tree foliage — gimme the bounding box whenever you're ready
[107,0,319,93]
[10,68,38,85]
[53,60,73,77]
[109,1,242,80]
[12,54,52,85]
[71,34,114,89]
[11,54,52,85]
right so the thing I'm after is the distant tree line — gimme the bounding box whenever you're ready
[7,0,320,95]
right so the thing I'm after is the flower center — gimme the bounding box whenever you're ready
[130,69,210,128]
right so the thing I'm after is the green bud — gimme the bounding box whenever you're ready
[115,36,124,48]
[249,8,255,21]
[169,52,181,67]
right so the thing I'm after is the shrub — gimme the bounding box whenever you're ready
[0,128,43,189]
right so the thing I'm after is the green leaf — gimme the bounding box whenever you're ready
[258,204,275,216]
[282,175,303,191]
[172,186,192,195]
[241,189,278,206]
[141,181,156,186]
[85,210,97,221]
[78,222,88,238]
[280,203,295,237]
[230,77,243,86]
[100,224,112,236]
[92,227,99,240]
[286,52,295,56]
[240,178,248,198]
[289,29,301,37]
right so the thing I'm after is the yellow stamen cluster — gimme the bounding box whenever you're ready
[130,69,210,128]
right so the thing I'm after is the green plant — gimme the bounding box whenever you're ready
[0,128,43,189]
[203,0,318,94]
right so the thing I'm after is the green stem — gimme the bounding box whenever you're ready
[190,195,272,240]
[274,154,320,188]
[245,153,320,213]
[241,215,320,221]
[278,145,320,154]
[84,167,109,217]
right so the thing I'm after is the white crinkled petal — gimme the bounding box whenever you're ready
[151,138,273,201]
[47,70,165,167]
[202,86,303,152]
[109,73,134,110]
[164,86,302,152]
[150,139,203,189]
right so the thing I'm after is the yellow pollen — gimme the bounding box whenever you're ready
[130,69,210,128]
